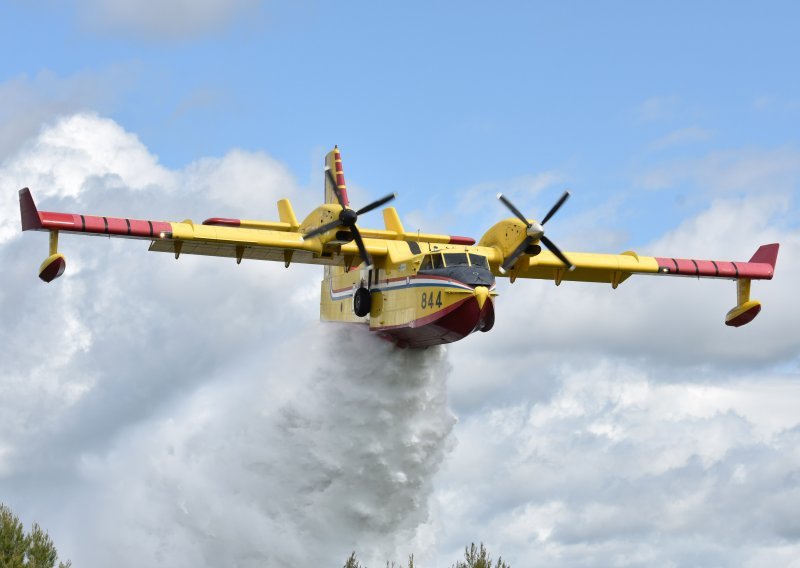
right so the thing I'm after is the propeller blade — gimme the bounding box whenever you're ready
[500,236,534,274]
[497,193,530,227]
[540,235,575,271]
[356,193,397,216]
[540,190,570,225]
[324,167,347,208]
[302,219,342,240]
[350,225,372,269]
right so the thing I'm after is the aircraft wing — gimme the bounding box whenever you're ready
[146,220,389,267]
[494,244,779,327]
[501,247,777,286]
[19,187,388,271]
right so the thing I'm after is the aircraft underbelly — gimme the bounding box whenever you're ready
[370,278,495,347]
[375,294,495,348]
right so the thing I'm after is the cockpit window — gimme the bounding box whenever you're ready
[443,253,469,267]
[420,254,444,270]
[469,254,489,269]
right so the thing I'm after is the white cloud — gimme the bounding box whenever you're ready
[753,95,800,114]
[430,144,800,565]
[648,125,713,150]
[635,146,800,194]
[636,95,680,121]
[445,192,798,414]
[0,113,176,243]
[2,115,799,567]
[0,69,125,158]
[430,365,800,567]
[75,0,263,40]
[754,95,776,111]
[403,171,565,238]
[0,114,455,567]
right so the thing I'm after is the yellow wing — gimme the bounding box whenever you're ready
[148,217,391,268]
[499,249,656,288]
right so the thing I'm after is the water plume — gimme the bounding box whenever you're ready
[81,324,455,567]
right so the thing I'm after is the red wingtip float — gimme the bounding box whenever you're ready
[18,148,780,346]
[720,243,780,327]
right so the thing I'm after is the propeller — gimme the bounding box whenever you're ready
[496,191,575,274]
[302,166,396,269]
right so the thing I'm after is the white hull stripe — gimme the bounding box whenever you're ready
[328,275,486,301]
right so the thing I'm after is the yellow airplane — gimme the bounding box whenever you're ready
[19,147,779,347]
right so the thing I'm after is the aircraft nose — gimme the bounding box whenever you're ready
[474,286,489,310]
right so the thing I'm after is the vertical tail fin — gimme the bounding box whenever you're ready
[324,146,350,207]
[323,147,350,281]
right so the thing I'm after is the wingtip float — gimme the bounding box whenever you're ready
[18,149,780,347]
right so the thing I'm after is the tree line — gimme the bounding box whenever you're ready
[2,502,509,567]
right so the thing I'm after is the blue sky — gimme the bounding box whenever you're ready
[1,2,799,567]
[4,1,798,241]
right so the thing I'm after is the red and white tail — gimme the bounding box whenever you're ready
[324,146,350,207]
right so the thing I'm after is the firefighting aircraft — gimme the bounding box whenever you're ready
[19,147,779,347]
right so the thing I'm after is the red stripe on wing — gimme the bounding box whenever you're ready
[38,211,171,239]
[655,256,775,280]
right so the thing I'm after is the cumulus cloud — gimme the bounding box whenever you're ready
[431,364,800,567]
[0,69,124,158]
[1,114,454,566]
[445,192,798,418]
[433,144,800,565]
[2,114,799,567]
[635,146,800,194]
[74,0,263,40]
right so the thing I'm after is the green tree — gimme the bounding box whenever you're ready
[0,503,71,568]
[343,551,363,568]
[452,542,509,568]
[342,542,509,568]
[0,504,27,567]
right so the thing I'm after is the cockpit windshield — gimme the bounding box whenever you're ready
[469,254,489,269]
[420,252,489,270]
[443,253,468,267]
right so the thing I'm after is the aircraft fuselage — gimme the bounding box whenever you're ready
[320,244,497,347]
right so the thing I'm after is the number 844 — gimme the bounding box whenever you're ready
[421,291,443,309]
